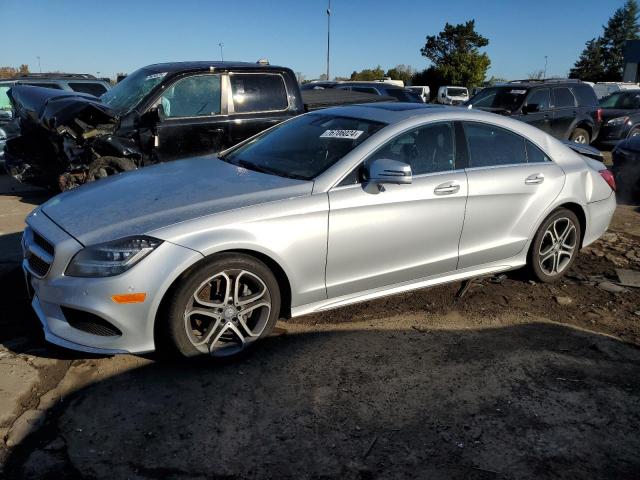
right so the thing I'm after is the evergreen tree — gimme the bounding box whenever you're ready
[601,0,640,80]
[569,38,607,82]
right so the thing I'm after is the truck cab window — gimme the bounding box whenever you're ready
[161,75,221,118]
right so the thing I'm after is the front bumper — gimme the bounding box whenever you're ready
[24,209,203,354]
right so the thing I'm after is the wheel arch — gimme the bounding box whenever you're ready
[528,201,587,258]
[153,249,293,345]
[573,121,593,141]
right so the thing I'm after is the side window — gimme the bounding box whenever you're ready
[525,140,551,163]
[369,122,455,176]
[525,89,550,110]
[230,74,288,113]
[571,84,597,107]
[463,122,527,167]
[337,122,456,187]
[160,75,220,118]
[553,87,576,108]
[68,82,108,96]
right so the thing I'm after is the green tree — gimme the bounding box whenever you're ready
[569,38,607,82]
[350,66,385,81]
[384,64,415,84]
[419,20,491,89]
[601,0,640,80]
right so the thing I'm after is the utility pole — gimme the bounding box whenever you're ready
[37,56,41,73]
[543,56,548,79]
[326,0,331,80]
[219,43,224,62]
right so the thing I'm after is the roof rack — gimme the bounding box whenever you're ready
[18,73,99,80]
[507,78,582,84]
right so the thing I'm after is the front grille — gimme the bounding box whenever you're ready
[32,231,54,256]
[61,307,122,337]
[27,253,51,277]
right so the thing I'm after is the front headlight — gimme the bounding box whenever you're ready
[607,116,630,126]
[66,236,163,277]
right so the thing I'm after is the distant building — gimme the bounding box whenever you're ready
[623,40,640,82]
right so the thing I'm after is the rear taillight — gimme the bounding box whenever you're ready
[599,169,616,191]
[596,108,603,124]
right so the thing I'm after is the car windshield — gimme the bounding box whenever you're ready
[599,91,640,109]
[220,113,387,180]
[386,88,419,102]
[468,87,527,112]
[100,68,167,114]
[448,88,468,97]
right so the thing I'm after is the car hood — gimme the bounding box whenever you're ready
[9,85,117,133]
[41,156,313,245]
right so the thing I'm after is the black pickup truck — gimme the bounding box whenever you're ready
[4,61,394,190]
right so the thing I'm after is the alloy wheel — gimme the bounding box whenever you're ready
[573,134,588,144]
[184,269,271,357]
[538,217,577,276]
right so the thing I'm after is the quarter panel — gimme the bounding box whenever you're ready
[459,163,565,269]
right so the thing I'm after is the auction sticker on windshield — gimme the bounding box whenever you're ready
[320,129,364,139]
[510,89,527,95]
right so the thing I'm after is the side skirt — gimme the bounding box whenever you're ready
[291,258,527,318]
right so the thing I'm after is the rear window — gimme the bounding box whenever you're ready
[231,74,288,113]
[68,82,108,96]
[571,84,598,107]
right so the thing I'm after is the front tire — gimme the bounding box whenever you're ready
[529,209,581,283]
[570,128,590,144]
[160,253,281,359]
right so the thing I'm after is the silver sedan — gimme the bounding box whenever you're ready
[22,104,616,358]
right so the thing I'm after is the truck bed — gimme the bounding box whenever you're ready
[302,89,397,111]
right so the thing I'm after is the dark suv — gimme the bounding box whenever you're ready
[467,79,601,144]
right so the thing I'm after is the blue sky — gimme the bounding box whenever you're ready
[0,0,629,80]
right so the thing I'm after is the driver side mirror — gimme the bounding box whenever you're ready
[522,103,540,114]
[365,158,412,185]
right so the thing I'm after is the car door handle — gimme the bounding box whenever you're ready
[434,182,460,195]
[525,173,544,185]
[208,128,225,134]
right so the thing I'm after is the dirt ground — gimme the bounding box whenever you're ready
[0,189,639,479]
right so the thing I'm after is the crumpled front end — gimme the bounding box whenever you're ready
[5,85,139,190]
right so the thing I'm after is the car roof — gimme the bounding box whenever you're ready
[141,61,290,74]
[339,81,404,89]
[314,103,466,123]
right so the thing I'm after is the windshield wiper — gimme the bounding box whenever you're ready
[224,158,306,180]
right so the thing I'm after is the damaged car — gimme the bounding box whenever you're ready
[4,61,397,190]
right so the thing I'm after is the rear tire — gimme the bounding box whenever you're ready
[570,128,590,144]
[159,253,281,360]
[529,208,581,283]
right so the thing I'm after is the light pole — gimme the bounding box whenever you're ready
[326,0,331,80]
[218,43,224,62]
[543,56,548,79]
[37,56,41,73]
